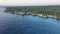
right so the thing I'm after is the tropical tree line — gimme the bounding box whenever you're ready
[5,6,60,17]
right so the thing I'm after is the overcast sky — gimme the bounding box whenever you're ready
[0,0,60,6]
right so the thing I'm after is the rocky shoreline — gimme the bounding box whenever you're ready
[6,12,60,20]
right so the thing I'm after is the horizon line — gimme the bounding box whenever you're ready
[0,5,60,7]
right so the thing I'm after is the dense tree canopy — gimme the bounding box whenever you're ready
[5,6,60,17]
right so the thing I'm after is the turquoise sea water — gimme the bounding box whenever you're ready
[0,7,60,34]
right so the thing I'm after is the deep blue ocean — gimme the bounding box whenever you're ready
[0,7,60,34]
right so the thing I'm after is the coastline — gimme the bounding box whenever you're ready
[6,11,60,20]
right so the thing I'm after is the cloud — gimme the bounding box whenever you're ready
[0,0,60,6]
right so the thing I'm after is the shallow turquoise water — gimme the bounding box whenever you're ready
[0,7,60,34]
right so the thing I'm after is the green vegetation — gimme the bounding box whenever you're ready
[5,6,60,17]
